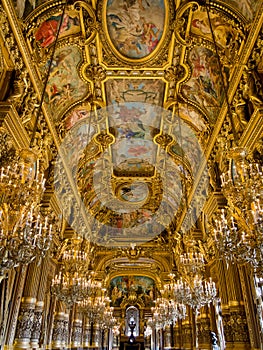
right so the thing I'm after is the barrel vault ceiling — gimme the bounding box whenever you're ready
[0,0,263,285]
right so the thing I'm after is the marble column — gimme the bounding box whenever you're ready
[198,310,211,350]
[83,319,90,348]
[13,297,36,349]
[30,301,44,349]
[52,311,65,349]
[62,313,69,348]
[93,323,100,347]
[71,318,82,348]
[181,318,192,350]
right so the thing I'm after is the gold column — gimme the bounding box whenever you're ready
[83,318,90,348]
[218,263,251,350]
[181,317,192,350]
[71,318,82,348]
[13,260,42,349]
[238,265,262,350]
[52,311,65,349]
[5,266,28,347]
[174,321,181,349]
[0,269,16,347]
[13,296,36,350]
[31,257,50,349]
[198,309,211,350]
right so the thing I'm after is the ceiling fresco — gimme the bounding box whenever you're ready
[5,0,262,281]
[21,0,246,244]
[105,79,165,105]
[105,0,165,59]
[219,0,260,21]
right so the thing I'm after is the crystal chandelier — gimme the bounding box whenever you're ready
[51,271,96,307]
[99,306,117,329]
[213,208,263,274]
[0,150,52,279]
[171,240,217,349]
[172,276,217,310]
[175,247,217,310]
[86,295,109,323]
[179,251,205,277]
[220,148,262,213]
[61,236,92,275]
[172,275,216,350]
[212,209,247,263]
[213,148,263,272]
[150,296,186,329]
[51,238,98,307]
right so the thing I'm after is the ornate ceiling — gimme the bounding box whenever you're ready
[0,0,263,285]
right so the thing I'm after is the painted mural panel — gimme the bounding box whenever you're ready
[13,0,48,18]
[109,275,156,307]
[44,46,88,116]
[106,79,164,105]
[63,123,96,173]
[220,0,260,21]
[182,47,224,124]
[35,12,80,48]
[178,104,208,134]
[191,9,242,50]
[109,103,158,166]
[106,0,165,59]
[63,108,91,131]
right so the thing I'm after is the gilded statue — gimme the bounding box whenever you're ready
[240,67,263,112]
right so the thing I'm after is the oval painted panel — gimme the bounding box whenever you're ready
[106,0,166,59]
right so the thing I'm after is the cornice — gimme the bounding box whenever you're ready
[239,108,263,150]
[202,191,227,218]
[0,102,29,149]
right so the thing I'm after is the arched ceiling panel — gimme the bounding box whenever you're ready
[5,0,262,276]
[181,46,225,125]
[217,0,261,21]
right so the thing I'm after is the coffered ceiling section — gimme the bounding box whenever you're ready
[7,0,262,246]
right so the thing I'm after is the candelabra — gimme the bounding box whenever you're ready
[220,148,262,213]
[173,276,217,310]
[151,296,186,329]
[212,209,248,263]
[81,294,110,323]
[100,306,117,329]
[51,271,95,307]
[218,148,263,272]
[61,236,91,275]
[179,251,205,277]
[173,275,216,350]
[0,150,52,279]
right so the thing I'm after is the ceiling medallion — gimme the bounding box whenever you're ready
[117,181,149,204]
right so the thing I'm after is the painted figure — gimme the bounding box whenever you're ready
[35,13,80,48]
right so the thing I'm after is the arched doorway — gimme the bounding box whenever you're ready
[125,306,139,337]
